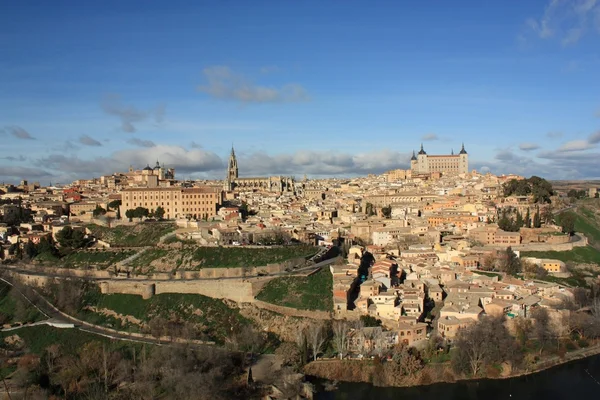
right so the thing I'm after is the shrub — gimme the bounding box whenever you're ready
[565,341,577,352]
[578,339,589,348]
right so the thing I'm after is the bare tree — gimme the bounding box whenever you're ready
[531,307,554,354]
[332,320,349,359]
[306,321,327,361]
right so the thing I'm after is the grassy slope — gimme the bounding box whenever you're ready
[523,203,600,266]
[128,245,318,270]
[0,281,44,325]
[521,247,600,264]
[86,222,176,247]
[79,292,251,344]
[54,250,135,269]
[255,268,333,311]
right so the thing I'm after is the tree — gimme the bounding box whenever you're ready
[154,206,165,220]
[541,205,554,225]
[360,315,382,327]
[332,320,349,359]
[515,210,524,230]
[452,316,521,377]
[531,307,555,354]
[56,226,88,249]
[125,209,134,222]
[107,200,122,210]
[524,208,531,229]
[392,344,423,377]
[559,212,576,235]
[499,247,521,276]
[533,206,542,228]
[93,206,107,217]
[381,206,392,219]
[306,321,327,361]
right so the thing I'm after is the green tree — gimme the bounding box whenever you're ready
[125,209,134,222]
[154,206,165,220]
[360,315,383,327]
[533,207,542,228]
[515,210,524,230]
[524,208,531,228]
[107,199,122,210]
[24,240,38,259]
[381,206,392,219]
[560,212,576,235]
[56,226,88,249]
[93,206,107,217]
[500,246,521,276]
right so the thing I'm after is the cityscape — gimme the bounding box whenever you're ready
[2,1,600,399]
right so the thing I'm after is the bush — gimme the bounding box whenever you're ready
[578,339,589,348]
[565,341,577,352]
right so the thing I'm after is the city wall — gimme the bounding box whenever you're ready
[99,279,257,303]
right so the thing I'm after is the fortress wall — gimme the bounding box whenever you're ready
[99,278,256,303]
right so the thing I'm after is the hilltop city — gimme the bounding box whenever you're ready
[1,143,600,397]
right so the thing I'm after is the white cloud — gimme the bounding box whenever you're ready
[2,126,35,140]
[546,131,563,138]
[526,0,600,46]
[197,66,310,104]
[78,134,102,147]
[421,133,439,141]
[101,94,165,133]
[588,130,600,144]
[127,138,156,148]
[557,139,595,152]
[519,142,541,151]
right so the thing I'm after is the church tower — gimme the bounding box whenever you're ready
[224,146,239,190]
[458,143,468,174]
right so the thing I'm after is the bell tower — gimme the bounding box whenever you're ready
[224,146,238,190]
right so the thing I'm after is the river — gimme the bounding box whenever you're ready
[312,354,600,399]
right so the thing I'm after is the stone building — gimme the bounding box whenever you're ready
[120,186,222,220]
[410,143,469,175]
[224,146,295,192]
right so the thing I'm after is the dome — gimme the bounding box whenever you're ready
[143,164,153,171]
[410,150,417,161]
[459,143,467,155]
[418,143,426,155]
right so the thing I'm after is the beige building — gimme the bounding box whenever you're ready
[410,143,468,175]
[120,186,223,220]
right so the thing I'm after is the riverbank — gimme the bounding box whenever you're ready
[304,341,600,388]
[311,353,600,400]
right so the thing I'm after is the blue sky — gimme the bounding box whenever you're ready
[1,0,600,184]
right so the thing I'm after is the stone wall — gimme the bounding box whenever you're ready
[99,278,256,303]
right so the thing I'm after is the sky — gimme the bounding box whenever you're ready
[1,0,600,185]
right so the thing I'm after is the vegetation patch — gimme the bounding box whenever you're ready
[256,267,333,311]
[78,289,252,344]
[474,270,503,280]
[521,247,600,265]
[127,244,318,273]
[0,281,44,325]
[49,249,135,269]
[86,222,176,247]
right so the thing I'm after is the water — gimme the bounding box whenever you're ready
[313,354,600,400]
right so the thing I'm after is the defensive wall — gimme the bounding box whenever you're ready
[489,233,588,252]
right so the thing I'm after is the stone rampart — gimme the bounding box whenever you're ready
[99,278,256,303]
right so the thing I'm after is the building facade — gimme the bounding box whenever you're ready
[224,146,295,192]
[120,186,222,220]
[410,143,468,175]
